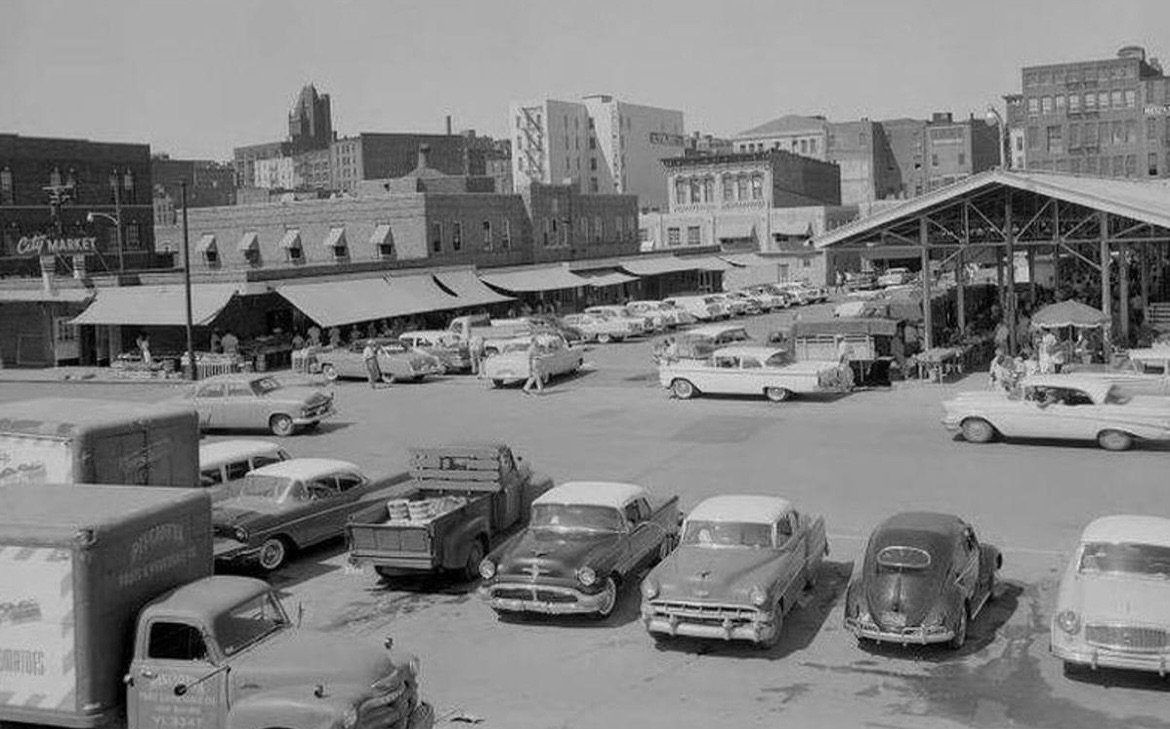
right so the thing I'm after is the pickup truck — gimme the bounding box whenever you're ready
[346,444,553,582]
[448,314,531,355]
[0,483,432,729]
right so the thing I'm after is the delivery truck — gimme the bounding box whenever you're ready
[0,398,200,488]
[0,484,432,729]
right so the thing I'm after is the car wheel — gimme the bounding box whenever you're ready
[1097,429,1134,451]
[257,537,289,572]
[960,418,996,444]
[671,379,697,400]
[320,363,338,381]
[595,577,618,619]
[764,387,792,403]
[949,604,969,650]
[381,373,397,384]
[462,539,486,582]
[598,333,612,344]
[269,414,295,437]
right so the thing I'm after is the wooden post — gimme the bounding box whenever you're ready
[1099,212,1112,355]
[1119,242,1130,344]
[956,248,967,335]
[1027,247,1037,307]
[1004,194,1017,355]
[920,217,932,352]
[1140,243,1150,328]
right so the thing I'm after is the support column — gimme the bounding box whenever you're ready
[1099,212,1112,356]
[956,248,967,335]
[1140,243,1150,329]
[1119,242,1130,344]
[1005,194,1017,355]
[1027,248,1037,307]
[920,217,933,351]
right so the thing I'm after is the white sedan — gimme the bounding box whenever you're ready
[481,333,584,387]
[942,375,1170,451]
[659,346,852,402]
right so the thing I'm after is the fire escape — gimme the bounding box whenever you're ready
[517,106,547,184]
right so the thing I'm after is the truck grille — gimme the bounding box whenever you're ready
[648,600,757,625]
[357,680,417,729]
[1085,624,1168,652]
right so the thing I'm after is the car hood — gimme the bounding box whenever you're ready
[863,569,945,628]
[496,528,623,580]
[1068,574,1170,626]
[213,498,287,527]
[229,629,411,694]
[650,545,778,603]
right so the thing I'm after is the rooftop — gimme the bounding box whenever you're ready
[686,495,793,524]
[534,481,647,509]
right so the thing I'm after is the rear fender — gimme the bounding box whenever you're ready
[441,515,491,569]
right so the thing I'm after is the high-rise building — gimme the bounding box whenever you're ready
[288,84,334,152]
[509,96,685,211]
[1012,45,1170,177]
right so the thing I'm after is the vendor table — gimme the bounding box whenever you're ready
[916,346,967,381]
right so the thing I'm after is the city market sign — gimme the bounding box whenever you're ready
[16,235,97,256]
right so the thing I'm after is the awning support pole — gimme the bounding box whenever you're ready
[1140,243,1151,329]
[1119,242,1130,345]
[957,202,968,336]
[1005,193,1017,356]
[1100,212,1112,355]
[920,217,933,352]
[181,181,197,382]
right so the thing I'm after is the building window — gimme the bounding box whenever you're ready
[1112,156,1124,177]
[542,218,550,247]
[125,223,141,250]
[1126,154,1137,177]
[722,175,734,200]
[802,258,812,268]
[639,228,649,243]
[689,178,702,204]
[1055,95,1066,112]
[1149,118,1159,140]
[202,247,219,267]
[1110,90,1123,109]
[1069,94,1080,113]
[1149,152,1159,176]
[1026,126,1039,150]
[482,220,492,249]
[703,177,714,203]
[750,174,763,200]
[590,177,599,193]
[674,179,687,205]
[1125,89,1137,108]
[1046,125,1063,154]
[1084,122,1098,146]
[1041,96,1052,114]
[931,153,940,167]
[1027,98,1039,116]
[588,137,596,150]
[736,175,748,200]
[800,139,808,154]
[431,222,442,253]
[958,152,966,166]
[1124,119,1136,143]
[686,226,701,245]
[1112,120,1124,145]
[501,220,511,249]
[809,139,818,155]
[1068,124,1080,149]
[593,216,602,242]
[0,167,12,205]
[1084,92,1097,110]
[667,227,681,246]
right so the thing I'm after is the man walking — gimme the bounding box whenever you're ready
[469,335,486,376]
[362,340,384,389]
[521,341,544,395]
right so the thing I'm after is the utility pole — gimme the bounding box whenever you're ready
[112,170,125,273]
[181,181,197,381]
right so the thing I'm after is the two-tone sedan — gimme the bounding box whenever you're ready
[1051,515,1170,676]
[478,481,680,619]
[179,373,335,436]
[584,305,654,335]
[399,330,472,373]
[212,458,410,572]
[481,333,584,388]
[318,338,445,383]
[640,495,827,648]
[660,346,852,402]
[627,300,684,329]
[843,512,1001,649]
[561,313,635,344]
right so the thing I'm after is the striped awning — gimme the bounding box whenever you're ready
[278,229,301,249]
[237,232,259,251]
[195,233,216,253]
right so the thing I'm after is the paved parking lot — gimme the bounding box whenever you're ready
[2,306,1168,729]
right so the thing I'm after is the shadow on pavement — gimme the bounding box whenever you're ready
[219,537,349,590]
[1062,662,1170,692]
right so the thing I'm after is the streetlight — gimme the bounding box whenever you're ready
[85,170,126,272]
[984,106,1010,170]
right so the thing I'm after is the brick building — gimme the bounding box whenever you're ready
[151,155,235,228]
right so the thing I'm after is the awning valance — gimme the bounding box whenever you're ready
[278,230,302,250]
[71,284,238,327]
[581,271,638,288]
[369,224,393,247]
[195,234,216,253]
[276,275,463,328]
[716,220,756,240]
[432,270,514,307]
[324,227,347,249]
[618,256,698,276]
[719,253,775,267]
[237,232,259,252]
[479,266,589,293]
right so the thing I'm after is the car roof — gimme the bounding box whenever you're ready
[1080,515,1170,547]
[685,324,749,336]
[533,481,647,509]
[249,458,360,479]
[711,346,785,359]
[199,440,284,464]
[1020,375,1112,400]
[875,511,966,539]
[686,495,792,524]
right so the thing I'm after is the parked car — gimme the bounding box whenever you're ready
[723,291,764,315]
[942,375,1170,451]
[640,495,827,647]
[399,329,472,373]
[198,439,291,501]
[741,286,789,311]
[843,512,1001,648]
[212,458,410,572]
[585,305,655,334]
[628,300,684,328]
[660,346,853,402]
[180,373,335,437]
[878,267,912,288]
[318,338,445,383]
[706,292,749,317]
[524,314,588,345]
[670,324,753,360]
[1051,515,1170,675]
[562,312,634,344]
[777,281,829,306]
[481,332,584,387]
[479,481,680,618]
[660,300,698,325]
[664,294,730,322]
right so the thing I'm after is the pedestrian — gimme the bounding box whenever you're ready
[307,325,322,347]
[221,331,239,357]
[988,347,1014,393]
[349,324,362,343]
[136,334,153,366]
[366,321,378,339]
[835,270,845,293]
[292,331,306,350]
[664,337,678,363]
[469,335,486,376]
[328,327,341,348]
[362,340,383,389]
[209,329,223,354]
[522,341,545,395]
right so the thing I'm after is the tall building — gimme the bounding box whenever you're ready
[330,133,471,193]
[1012,45,1170,177]
[288,84,334,152]
[509,96,685,211]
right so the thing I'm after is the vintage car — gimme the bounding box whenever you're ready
[478,481,680,618]
[1051,515,1170,675]
[671,324,753,360]
[723,291,764,316]
[585,305,655,334]
[705,292,749,317]
[212,458,410,572]
[663,294,730,322]
[198,439,291,501]
[640,495,827,647]
[660,345,852,402]
[399,329,473,373]
[562,312,637,344]
[740,286,790,311]
[317,338,445,383]
[878,266,913,288]
[481,332,584,387]
[942,375,1170,451]
[628,300,685,328]
[777,281,829,306]
[180,373,335,436]
[843,512,1001,648]
[1062,348,1170,397]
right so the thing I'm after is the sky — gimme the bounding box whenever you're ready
[2,0,1169,160]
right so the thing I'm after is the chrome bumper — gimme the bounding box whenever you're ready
[295,403,335,424]
[1051,642,1170,675]
[941,417,962,432]
[480,582,614,615]
[212,538,261,563]
[844,617,954,645]
[643,614,777,644]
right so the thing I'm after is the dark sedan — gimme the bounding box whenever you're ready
[843,512,1001,649]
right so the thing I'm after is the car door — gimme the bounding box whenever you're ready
[775,512,806,606]
[224,382,256,430]
[735,355,766,395]
[952,528,980,604]
[128,620,226,729]
[193,383,226,428]
[618,498,659,575]
[298,475,345,546]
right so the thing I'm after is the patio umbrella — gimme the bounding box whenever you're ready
[1031,300,1109,329]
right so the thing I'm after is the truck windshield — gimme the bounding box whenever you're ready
[214,592,289,656]
[682,521,773,548]
[530,504,623,532]
[1079,542,1170,579]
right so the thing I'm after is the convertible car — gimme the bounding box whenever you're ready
[942,375,1170,451]
[478,481,680,618]
[317,338,445,383]
[1051,515,1170,676]
[640,495,827,647]
[212,458,409,572]
[180,373,334,436]
[843,512,1001,648]
[481,333,584,387]
[660,346,853,402]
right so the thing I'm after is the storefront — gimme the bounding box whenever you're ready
[0,288,93,367]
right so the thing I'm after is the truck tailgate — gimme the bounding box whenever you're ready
[350,523,431,555]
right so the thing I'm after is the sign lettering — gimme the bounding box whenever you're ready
[15,236,97,257]
[649,132,685,147]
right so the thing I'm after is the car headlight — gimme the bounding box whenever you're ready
[641,579,659,599]
[478,559,496,580]
[1056,609,1081,635]
[576,566,597,587]
[749,585,767,607]
[923,603,948,627]
[233,526,249,543]
[339,707,358,729]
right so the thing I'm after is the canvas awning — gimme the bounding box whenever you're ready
[716,220,756,240]
[386,274,462,312]
[369,224,393,246]
[719,253,775,267]
[237,232,259,252]
[71,284,238,327]
[324,227,347,249]
[432,270,513,307]
[618,256,699,276]
[195,234,216,253]
[1031,300,1110,329]
[0,288,93,303]
[580,271,638,288]
[683,255,733,271]
[479,266,589,293]
[276,275,463,327]
[278,229,301,249]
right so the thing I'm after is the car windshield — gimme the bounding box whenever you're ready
[250,377,282,395]
[1078,541,1170,579]
[682,520,773,548]
[530,504,624,532]
[213,592,289,657]
[237,475,291,501]
[876,545,932,571]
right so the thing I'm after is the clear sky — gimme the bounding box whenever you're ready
[2,0,1168,160]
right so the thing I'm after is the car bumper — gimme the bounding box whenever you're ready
[941,416,962,432]
[642,612,777,644]
[480,581,615,615]
[1051,642,1170,675]
[213,538,261,564]
[295,403,335,424]
[844,617,954,644]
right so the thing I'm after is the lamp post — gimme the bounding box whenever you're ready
[181,181,197,381]
[985,106,1010,170]
[86,169,125,273]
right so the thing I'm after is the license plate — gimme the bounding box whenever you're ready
[881,611,907,628]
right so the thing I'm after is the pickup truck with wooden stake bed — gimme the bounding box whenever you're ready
[0,484,432,729]
[0,398,199,488]
[346,444,553,582]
